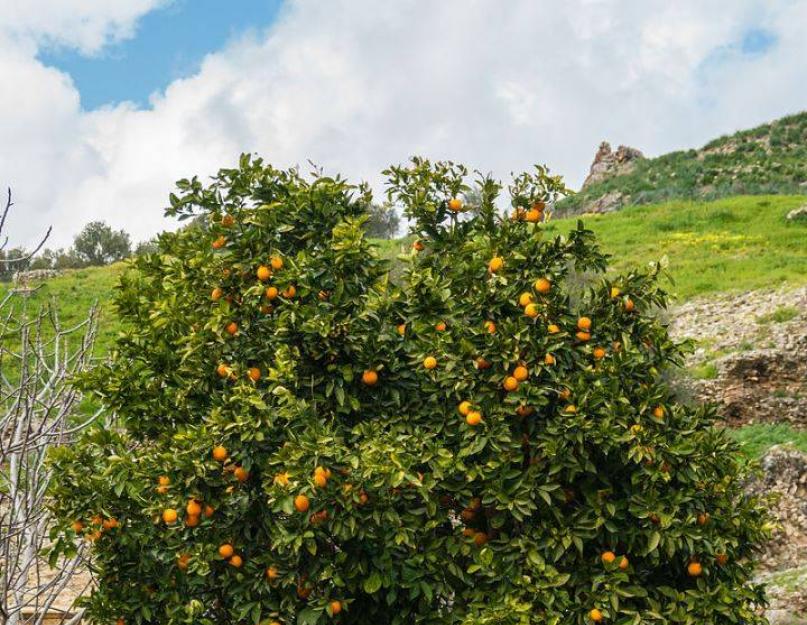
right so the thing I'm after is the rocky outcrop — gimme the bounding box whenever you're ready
[13,269,61,285]
[581,142,644,189]
[786,205,807,222]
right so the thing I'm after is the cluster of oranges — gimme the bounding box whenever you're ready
[511,200,545,223]
[71,514,118,542]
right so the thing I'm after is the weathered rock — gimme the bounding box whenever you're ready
[581,141,644,188]
[786,205,807,222]
[13,269,61,285]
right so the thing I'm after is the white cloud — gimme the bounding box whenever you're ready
[0,0,805,249]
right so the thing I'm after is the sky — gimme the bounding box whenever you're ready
[0,0,805,249]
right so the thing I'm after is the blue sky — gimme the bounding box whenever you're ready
[38,0,284,110]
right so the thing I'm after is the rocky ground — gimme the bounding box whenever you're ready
[670,286,807,621]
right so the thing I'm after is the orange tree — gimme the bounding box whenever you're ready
[48,155,771,625]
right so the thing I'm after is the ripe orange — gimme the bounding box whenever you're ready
[212,445,228,462]
[525,208,541,222]
[458,401,472,416]
[601,551,616,564]
[270,256,283,271]
[282,285,296,298]
[248,367,261,382]
[225,321,238,336]
[156,484,169,495]
[116,619,125,625]
[256,265,271,281]
[266,566,279,580]
[218,543,234,559]
[462,527,475,537]
[593,347,606,359]
[162,509,178,525]
[314,472,328,488]
[653,406,666,419]
[448,198,463,212]
[413,240,425,251]
[158,475,170,486]
[547,324,560,334]
[362,369,379,386]
[624,298,635,312]
[102,517,118,530]
[234,466,249,482]
[203,505,214,518]
[318,290,329,301]
[687,561,703,577]
[177,553,191,571]
[516,405,534,417]
[397,323,406,335]
[559,388,572,400]
[311,510,330,527]
[618,556,629,571]
[212,236,226,249]
[534,277,551,294]
[576,331,591,342]
[590,608,603,622]
[216,364,229,378]
[716,553,728,566]
[211,287,223,301]
[484,320,496,334]
[423,356,437,370]
[274,472,290,487]
[519,292,534,307]
[473,532,489,546]
[610,286,621,298]
[294,494,310,513]
[488,256,504,273]
[297,584,312,600]
[697,512,710,526]
[503,376,519,392]
[72,520,84,533]
[513,365,529,381]
[577,317,592,331]
[186,500,202,516]
[265,286,279,300]
[229,554,243,568]
[532,200,546,212]
[475,357,491,369]
[435,321,447,332]
[466,411,482,426]
[330,600,343,615]
[524,303,540,318]
[185,514,200,528]
[544,353,556,365]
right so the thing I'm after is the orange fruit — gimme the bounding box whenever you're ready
[519,292,534,307]
[225,321,238,336]
[211,287,223,301]
[610,286,621,298]
[314,472,328,488]
[234,466,249,482]
[624,298,635,312]
[593,347,606,359]
[563,404,577,414]
[221,214,235,227]
[177,553,191,571]
[653,406,666,419]
[212,445,228,462]
[590,609,603,622]
[186,500,202,516]
[423,356,437,370]
[462,527,475,537]
[524,303,540,318]
[475,357,491,370]
[601,551,616,564]
[435,321,447,332]
[297,584,312,600]
[525,208,541,222]
[256,265,271,281]
[162,509,178,525]
[488,256,504,273]
[544,354,556,365]
[362,370,379,386]
[484,320,496,334]
[229,554,243,568]
[274,472,290,487]
[534,278,551,294]
[687,561,703,577]
[503,376,519,392]
[270,256,283,271]
[513,365,529,382]
[330,600,343,615]
[266,566,279,580]
[265,286,279,300]
[318,290,329,301]
[72,520,84,533]
[116,619,125,625]
[216,364,229,378]
[102,518,118,530]
[448,198,463,212]
[413,240,425,251]
[248,367,261,382]
[618,556,629,570]
[458,401,472,416]
[203,505,214,518]
[577,317,592,331]
[218,543,234,558]
[576,331,591,342]
[716,553,728,566]
[156,485,169,495]
[532,200,546,212]
[282,285,296,298]
[294,494,310,513]
[212,236,226,249]
[473,532,489,546]
[158,476,170,486]
[697,512,710,526]
[185,514,200,528]
[397,323,406,335]
[466,411,482,426]
[559,388,571,400]
[516,405,534,417]
[547,324,560,334]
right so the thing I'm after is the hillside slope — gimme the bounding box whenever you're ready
[558,111,807,215]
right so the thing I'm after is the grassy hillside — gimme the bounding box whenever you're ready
[559,111,807,215]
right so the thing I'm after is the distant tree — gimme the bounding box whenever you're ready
[364,202,400,238]
[134,238,159,256]
[73,221,131,266]
[0,248,31,281]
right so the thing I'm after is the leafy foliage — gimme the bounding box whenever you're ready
[559,111,807,214]
[74,220,132,266]
[49,156,772,625]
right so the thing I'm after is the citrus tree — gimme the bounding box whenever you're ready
[48,156,771,625]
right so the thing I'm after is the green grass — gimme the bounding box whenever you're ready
[689,362,719,380]
[757,305,801,324]
[544,195,807,300]
[728,423,807,460]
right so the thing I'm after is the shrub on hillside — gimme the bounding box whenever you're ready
[49,156,771,625]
